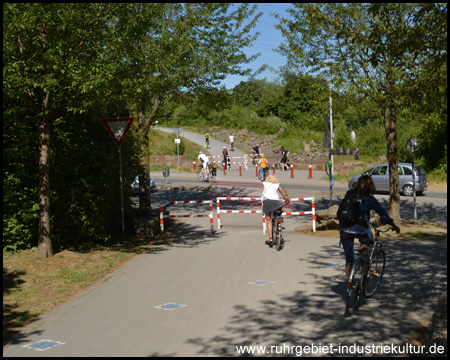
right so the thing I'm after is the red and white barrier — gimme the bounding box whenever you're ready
[206,155,248,170]
[263,197,316,234]
[160,200,214,234]
[216,196,264,233]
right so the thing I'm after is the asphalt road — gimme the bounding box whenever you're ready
[4,128,447,357]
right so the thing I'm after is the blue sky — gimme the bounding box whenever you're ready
[220,3,293,89]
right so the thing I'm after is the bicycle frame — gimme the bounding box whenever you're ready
[345,225,390,316]
[198,167,214,182]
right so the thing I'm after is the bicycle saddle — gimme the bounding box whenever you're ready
[273,209,283,216]
[358,236,374,246]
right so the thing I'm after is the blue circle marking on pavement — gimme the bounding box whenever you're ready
[325,264,342,267]
[249,280,275,286]
[154,303,187,310]
[22,340,65,351]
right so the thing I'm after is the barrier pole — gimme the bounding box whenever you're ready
[239,164,242,176]
[216,199,221,230]
[262,212,266,235]
[290,164,294,178]
[309,164,312,179]
[193,161,196,172]
[160,206,164,233]
[209,203,214,234]
[312,199,316,232]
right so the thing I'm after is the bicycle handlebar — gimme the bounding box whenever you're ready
[371,223,396,236]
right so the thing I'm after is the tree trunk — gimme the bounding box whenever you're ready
[137,105,151,210]
[137,97,162,212]
[384,101,401,224]
[37,114,53,258]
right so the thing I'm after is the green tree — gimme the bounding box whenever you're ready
[113,3,261,210]
[3,4,120,257]
[233,79,283,118]
[278,71,328,130]
[275,3,447,222]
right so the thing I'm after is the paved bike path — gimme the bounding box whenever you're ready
[4,186,447,356]
[4,129,447,356]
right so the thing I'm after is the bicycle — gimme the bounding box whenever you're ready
[345,224,392,317]
[252,154,260,166]
[267,199,289,251]
[222,156,231,170]
[197,166,216,183]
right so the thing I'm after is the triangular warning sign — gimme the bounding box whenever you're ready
[102,118,133,147]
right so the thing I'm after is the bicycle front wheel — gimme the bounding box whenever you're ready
[364,249,385,297]
[209,172,215,183]
[345,259,365,316]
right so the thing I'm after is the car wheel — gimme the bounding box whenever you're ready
[403,184,414,196]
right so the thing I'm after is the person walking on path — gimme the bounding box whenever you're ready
[280,146,290,171]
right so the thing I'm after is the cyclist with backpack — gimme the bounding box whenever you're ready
[337,175,400,280]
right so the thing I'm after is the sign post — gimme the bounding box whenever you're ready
[162,167,170,185]
[175,138,181,171]
[328,148,359,204]
[102,118,133,238]
[406,135,419,221]
[173,128,182,171]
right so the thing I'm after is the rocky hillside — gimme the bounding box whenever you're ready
[209,127,362,175]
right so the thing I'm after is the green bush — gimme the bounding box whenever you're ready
[3,173,39,251]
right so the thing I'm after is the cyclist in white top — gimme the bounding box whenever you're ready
[261,174,289,245]
[228,134,234,151]
[198,151,210,179]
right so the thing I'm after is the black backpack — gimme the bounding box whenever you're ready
[337,189,368,227]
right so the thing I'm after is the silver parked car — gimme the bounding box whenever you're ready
[132,175,156,193]
[348,163,428,196]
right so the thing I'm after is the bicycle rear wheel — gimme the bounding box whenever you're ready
[364,249,385,297]
[345,259,365,316]
[275,224,282,251]
[197,171,205,182]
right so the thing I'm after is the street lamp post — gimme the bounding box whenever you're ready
[406,135,419,221]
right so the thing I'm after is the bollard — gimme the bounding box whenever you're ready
[291,164,294,178]
[255,164,258,177]
[273,164,276,174]
[309,164,312,179]
[239,164,242,176]
[193,161,196,172]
